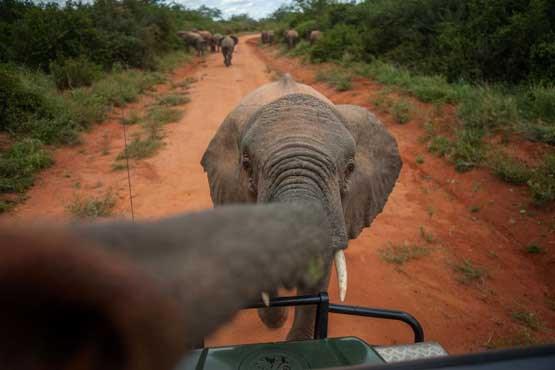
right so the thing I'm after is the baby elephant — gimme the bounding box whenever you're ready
[221,35,238,67]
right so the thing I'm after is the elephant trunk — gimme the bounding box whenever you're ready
[259,142,349,301]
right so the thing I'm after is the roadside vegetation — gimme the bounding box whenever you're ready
[260,0,555,205]
[0,0,257,212]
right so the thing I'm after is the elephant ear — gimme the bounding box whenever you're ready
[201,114,251,205]
[335,105,402,239]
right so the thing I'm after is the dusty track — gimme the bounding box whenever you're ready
[2,35,553,353]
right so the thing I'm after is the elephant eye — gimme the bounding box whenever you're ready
[241,153,251,171]
[346,160,355,174]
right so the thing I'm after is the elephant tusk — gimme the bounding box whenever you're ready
[261,292,270,307]
[334,250,347,302]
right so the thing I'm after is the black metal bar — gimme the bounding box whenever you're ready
[243,293,425,344]
[329,303,424,343]
[244,294,323,309]
[313,292,329,339]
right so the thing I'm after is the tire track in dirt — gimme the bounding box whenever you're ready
[1,35,553,353]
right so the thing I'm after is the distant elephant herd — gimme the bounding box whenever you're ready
[261,29,323,49]
[177,29,239,67]
[176,28,324,67]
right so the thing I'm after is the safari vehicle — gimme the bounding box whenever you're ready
[179,293,555,370]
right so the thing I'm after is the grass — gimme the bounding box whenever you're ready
[390,99,413,124]
[67,191,116,219]
[155,93,190,106]
[525,244,544,254]
[511,310,544,331]
[428,136,452,157]
[485,329,538,349]
[0,139,53,195]
[453,259,488,284]
[470,205,481,213]
[487,151,532,185]
[117,134,162,161]
[416,154,425,165]
[419,226,435,243]
[315,68,352,91]
[121,111,142,125]
[146,106,183,125]
[528,154,555,206]
[379,242,430,265]
[0,50,191,212]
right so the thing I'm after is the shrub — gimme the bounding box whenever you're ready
[49,56,102,90]
[451,129,485,172]
[67,191,116,219]
[390,99,413,124]
[379,242,430,265]
[315,68,352,91]
[528,154,555,205]
[311,24,363,62]
[428,136,452,157]
[0,138,53,193]
[488,151,532,185]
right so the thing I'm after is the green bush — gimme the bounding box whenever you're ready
[451,129,485,172]
[315,68,352,91]
[0,138,53,193]
[311,24,363,62]
[528,154,555,205]
[428,136,452,157]
[49,56,102,90]
[488,152,532,185]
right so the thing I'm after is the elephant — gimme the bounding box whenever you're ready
[267,30,275,44]
[213,33,224,52]
[310,30,322,45]
[285,29,299,49]
[0,203,331,370]
[261,31,269,44]
[221,35,237,67]
[201,74,402,341]
[197,30,215,52]
[177,31,206,56]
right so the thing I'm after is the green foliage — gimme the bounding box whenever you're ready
[453,259,488,284]
[390,99,413,124]
[379,242,430,265]
[49,56,102,90]
[528,154,555,205]
[315,68,352,91]
[428,136,452,157]
[0,138,53,193]
[511,310,544,331]
[117,135,162,161]
[156,93,190,106]
[451,129,485,172]
[311,24,363,62]
[488,151,532,185]
[67,191,116,219]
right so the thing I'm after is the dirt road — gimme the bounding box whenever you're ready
[2,35,553,353]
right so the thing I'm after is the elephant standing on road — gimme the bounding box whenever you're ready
[285,29,299,49]
[201,74,402,340]
[310,30,322,45]
[0,204,331,370]
[177,31,206,56]
[213,33,224,52]
[197,30,215,52]
[221,35,237,67]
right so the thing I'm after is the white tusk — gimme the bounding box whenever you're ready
[334,250,348,302]
[261,292,270,307]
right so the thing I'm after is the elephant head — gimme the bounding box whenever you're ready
[201,74,402,339]
[0,203,331,370]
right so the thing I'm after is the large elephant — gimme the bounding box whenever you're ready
[261,31,269,44]
[285,29,299,49]
[310,30,322,45]
[213,33,224,52]
[177,31,206,56]
[0,204,331,370]
[197,30,215,52]
[201,75,402,340]
[221,35,237,67]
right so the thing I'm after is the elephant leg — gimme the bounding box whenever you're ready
[257,289,288,328]
[286,258,332,341]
